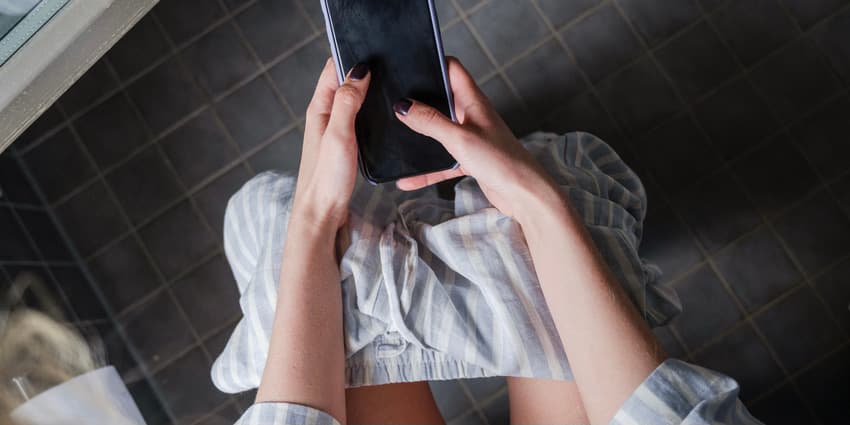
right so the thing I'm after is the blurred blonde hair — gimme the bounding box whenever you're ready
[0,272,99,421]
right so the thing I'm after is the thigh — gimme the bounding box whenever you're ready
[346,382,445,425]
[507,378,589,425]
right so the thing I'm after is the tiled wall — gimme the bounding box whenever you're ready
[7,0,850,424]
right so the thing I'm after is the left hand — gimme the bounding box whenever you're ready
[291,58,371,231]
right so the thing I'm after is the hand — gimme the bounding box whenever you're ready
[292,59,371,231]
[394,58,560,220]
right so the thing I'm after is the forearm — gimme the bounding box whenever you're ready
[255,214,347,423]
[517,182,665,424]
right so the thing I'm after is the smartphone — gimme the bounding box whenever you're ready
[320,0,458,185]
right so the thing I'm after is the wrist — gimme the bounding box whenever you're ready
[514,178,574,235]
[289,205,344,240]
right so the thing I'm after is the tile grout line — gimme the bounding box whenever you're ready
[140,11,252,416]
[8,134,181,425]
[457,379,495,425]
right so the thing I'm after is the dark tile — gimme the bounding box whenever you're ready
[481,391,509,425]
[561,3,643,83]
[711,0,799,66]
[675,170,762,253]
[217,78,291,150]
[755,286,844,372]
[235,389,257,411]
[51,266,107,322]
[597,56,682,137]
[781,0,846,28]
[193,166,253,237]
[0,153,38,205]
[204,321,236,357]
[698,0,725,12]
[791,95,850,180]
[13,106,64,150]
[106,147,184,225]
[653,325,687,359]
[139,201,218,279]
[467,0,549,64]
[55,182,128,257]
[96,322,138,376]
[442,22,493,81]
[268,38,330,118]
[108,15,171,80]
[155,0,226,45]
[60,60,119,117]
[640,206,704,283]
[128,56,206,135]
[750,384,816,425]
[121,290,196,368]
[655,22,740,102]
[774,191,850,274]
[182,24,258,97]
[750,38,842,123]
[75,93,149,169]
[537,0,602,28]
[197,404,242,425]
[715,227,802,312]
[479,76,535,137]
[172,255,240,337]
[540,90,622,146]
[434,0,458,25]
[0,207,37,261]
[128,379,171,425]
[465,377,506,401]
[694,324,784,401]
[733,135,820,217]
[23,129,97,203]
[635,114,723,195]
[298,0,324,30]
[814,257,850,333]
[247,130,303,174]
[616,0,702,47]
[833,173,850,212]
[430,380,472,419]
[449,411,486,425]
[814,9,850,83]
[222,0,253,11]
[693,77,780,160]
[88,235,161,313]
[505,40,585,116]
[235,0,315,63]
[796,345,850,425]
[154,348,228,425]
[160,110,239,188]
[16,209,72,261]
[671,265,743,350]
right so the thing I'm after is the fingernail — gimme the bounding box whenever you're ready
[349,63,369,81]
[393,99,413,116]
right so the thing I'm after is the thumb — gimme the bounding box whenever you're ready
[394,99,467,150]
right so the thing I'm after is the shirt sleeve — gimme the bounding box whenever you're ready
[610,359,765,425]
[234,402,341,425]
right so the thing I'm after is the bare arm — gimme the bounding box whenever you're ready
[396,58,664,424]
[253,59,373,424]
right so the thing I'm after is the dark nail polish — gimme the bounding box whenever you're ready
[394,99,413,116]
[349,63,369,81]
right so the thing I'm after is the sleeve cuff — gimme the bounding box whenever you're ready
[610,359,762,425]
[234,402,341,425]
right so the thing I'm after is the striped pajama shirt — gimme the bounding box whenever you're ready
[212,132,762,424]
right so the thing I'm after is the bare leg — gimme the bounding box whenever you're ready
[346,382,445,425]
[508,378,589,425]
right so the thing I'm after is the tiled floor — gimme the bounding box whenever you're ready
[4,0,850,424]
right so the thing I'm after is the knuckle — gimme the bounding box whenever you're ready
[335,85,362,107]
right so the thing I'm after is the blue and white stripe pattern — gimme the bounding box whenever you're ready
[235,359,763,425]
[212,132,682,391]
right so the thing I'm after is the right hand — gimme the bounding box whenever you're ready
[394,58,561,221]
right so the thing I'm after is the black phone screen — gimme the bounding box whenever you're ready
[323,0,457,184]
